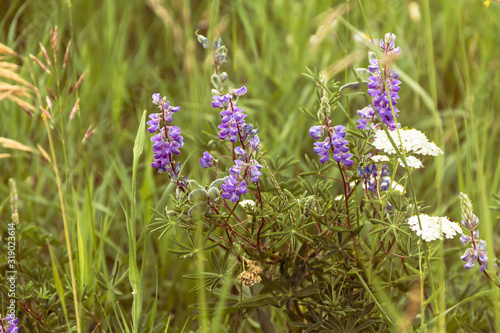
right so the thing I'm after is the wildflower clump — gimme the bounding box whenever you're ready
[197,34,263,204]
[408,214,462,242]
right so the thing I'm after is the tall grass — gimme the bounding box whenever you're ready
[1,0,499,331]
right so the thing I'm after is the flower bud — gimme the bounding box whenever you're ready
[369,51,377,62]
[208,187,220,201]
[196,34,209,49]
[189,189,208,203]
[384,32,396,44]
[188,179,204,191]
[211,74,223,89]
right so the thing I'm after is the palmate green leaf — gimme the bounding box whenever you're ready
[259,275,287,293]
[360,302,376,319]
[202,240,222,251]
[300,105,318,121]
[293,285,320,298]
[170,237,194,251]
[271,233,292,250]
[210,251,221,273]
[345,129,366,140]
[299,171,320,176]
[256,308,276,333]
[403,263,422,277]
[183,273,223,293]
[342,225,364,246]
[289,322,311,328]
[183,272,222,279]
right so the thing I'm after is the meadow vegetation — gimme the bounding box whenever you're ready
[1,0,500,332]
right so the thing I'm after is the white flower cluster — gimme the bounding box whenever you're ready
[370,155,390,163]
[239,200,256,208]
[391,182,405,194]
[398,156,423,169]
[408,214,462,242]
[372,128,443,161]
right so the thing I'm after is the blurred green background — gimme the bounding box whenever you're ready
[1,0,500,330]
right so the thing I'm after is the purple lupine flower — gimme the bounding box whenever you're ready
[151,93,180,123]
[330,125,353,166]
[358,164,392,194]
[248,135,261,152]
[152,93,162,105]
[459,229,496,272]
[0,314,18,333]
[309,126,324,140]
[459,233,471,245]
[233,86,247,96]
[313,140,331,164]
[229,159,244,176]
[359,33,402,131]
[356,118,369,130]
[248,160,263,183]
[212,94,231,108]
[381,32,401,56]
[367,63,401,130]
[356,106,375,130]
[149,94,185,180]
[147,114,160,133]
[199,151,214,168]
[221,175,247,202]
[461,248,478,270]
[333,149,354,166]
[311,124,353,166]
[217,103,247,143]
[234,146,247,157]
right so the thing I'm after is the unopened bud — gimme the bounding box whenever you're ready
[211,74,222,89]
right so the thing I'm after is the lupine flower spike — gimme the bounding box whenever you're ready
[357,32,402,131]
[148,93,188,190]
[211,86,263,202]
[198,35,263,203]
[458,193,496,272]
[310,81,353,167]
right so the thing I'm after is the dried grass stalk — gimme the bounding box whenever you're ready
[0,137,35,152]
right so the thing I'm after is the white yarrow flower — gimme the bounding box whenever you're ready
[371,155,390,163]
[239,200,256,208]
[391,182,405,194]
[373,129,443,156]
[398,156,423,169]
[408,214,462,242]
[334,194,344,201]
